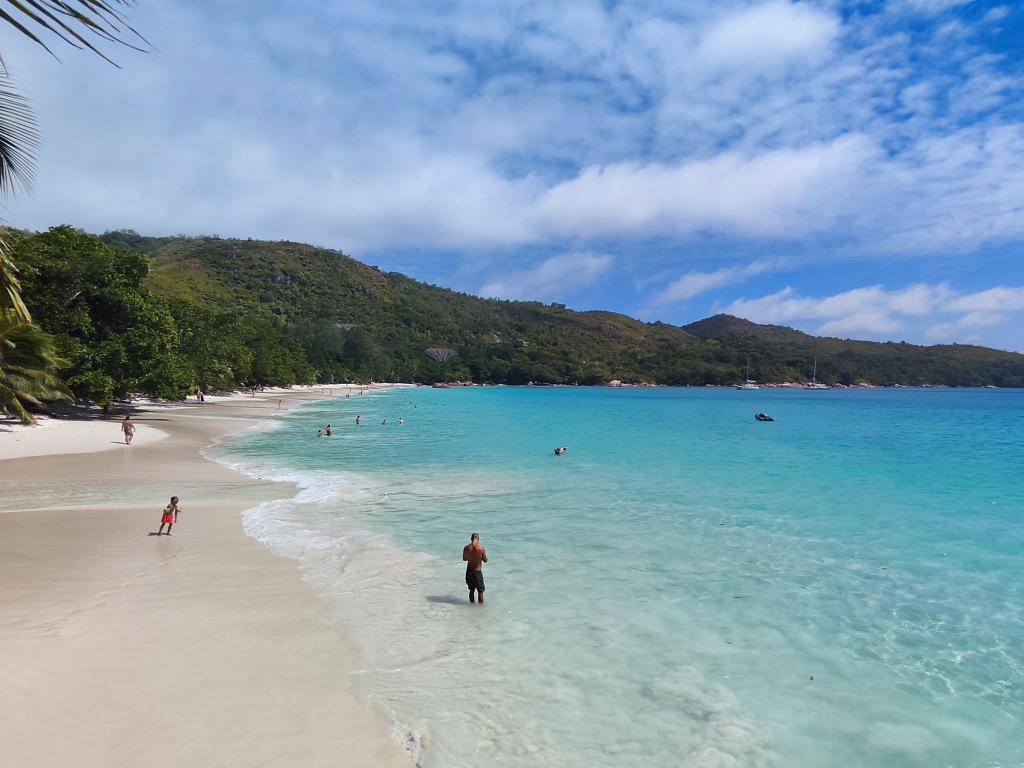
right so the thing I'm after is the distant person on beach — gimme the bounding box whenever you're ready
[157,496,181,535]
[277,399,282,411]
[121,416,136,445]
[463,533,488,605]
[325,424,333,437]
[197,388,205,403]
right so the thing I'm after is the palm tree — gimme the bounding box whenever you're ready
[0,70,38,320]
[0,1,145,321]
[0,309,71,422]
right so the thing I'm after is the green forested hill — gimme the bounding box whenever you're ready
[8,226,1024,402]
[113,231,705,385]
[108,230,1024,388]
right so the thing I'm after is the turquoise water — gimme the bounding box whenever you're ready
[214,387,1024,767]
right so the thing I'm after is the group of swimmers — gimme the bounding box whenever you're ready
[316,416,406,437]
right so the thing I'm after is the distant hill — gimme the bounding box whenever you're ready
[684,314,813,344]
[95,230,1024,387]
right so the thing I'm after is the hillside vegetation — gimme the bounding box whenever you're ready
[8,226,1024,403]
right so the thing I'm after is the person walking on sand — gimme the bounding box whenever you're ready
[121,415,136,445]
[157,496,181,536]
[463,533,488,605]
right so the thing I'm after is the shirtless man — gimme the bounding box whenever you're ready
[462,533,488,605]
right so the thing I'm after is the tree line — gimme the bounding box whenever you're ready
[2,224,1022,423]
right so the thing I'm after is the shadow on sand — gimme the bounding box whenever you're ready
[425,595,467,606]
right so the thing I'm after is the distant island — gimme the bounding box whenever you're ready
[7,225,1024,406]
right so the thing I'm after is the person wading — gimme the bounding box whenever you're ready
[462,533,488,605]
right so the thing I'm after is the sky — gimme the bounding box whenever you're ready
[4,0,1024,350]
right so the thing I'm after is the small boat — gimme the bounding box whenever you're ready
[807,359,829,389]
[755,412,774,422]
[736,357,760,390]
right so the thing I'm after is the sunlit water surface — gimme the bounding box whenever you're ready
[213,386,1024,767]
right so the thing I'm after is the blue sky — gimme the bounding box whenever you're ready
[5,0,1024,350]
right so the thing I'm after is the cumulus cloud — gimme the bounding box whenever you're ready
[726,282,1024,343]
[695,1,840,73]
[536,135,870,240]
[1,0,1021,272]
[479,251,614,301]
[650,259,784,306]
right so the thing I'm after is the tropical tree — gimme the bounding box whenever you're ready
[0,2,145,414]
[0,309,70,422]
[14,226,195,402]
[0,71,38,320]
[0,1,145,320]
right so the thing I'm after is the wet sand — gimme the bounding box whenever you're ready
[0,389,413,768]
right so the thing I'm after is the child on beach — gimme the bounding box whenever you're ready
[157,496,181,535]
[121,416,136,445]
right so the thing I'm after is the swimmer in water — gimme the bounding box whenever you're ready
[356,415,361,425]
[316,429,323,438]
[325,424,333,437]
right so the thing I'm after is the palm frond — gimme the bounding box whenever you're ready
[0,234,30,320]
[0,71,38,196]
[0,1,148,65]
[0,309,70,422]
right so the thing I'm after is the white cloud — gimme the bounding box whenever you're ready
[0,0,1021,270]
[726,282,1024,343]
[651,259,784,306]
[479,251,614,301]
[897,0,974,13]
[695,2,840,73]
[947,286,1024,313]
[536,135,871,240]
[926,310,1006,340]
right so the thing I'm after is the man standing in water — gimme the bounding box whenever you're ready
[463,533,488,605]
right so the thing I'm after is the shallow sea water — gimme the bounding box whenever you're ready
[214,386,1024,767]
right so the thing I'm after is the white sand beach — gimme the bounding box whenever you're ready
[0,388,413,768]
[0,417,167,461]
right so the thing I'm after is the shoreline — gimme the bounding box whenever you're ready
[0,386,414,767]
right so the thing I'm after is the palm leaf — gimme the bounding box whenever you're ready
[0,71,38,196]
[0,309,71,422]
[0,1,148,65]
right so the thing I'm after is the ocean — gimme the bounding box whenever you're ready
[212,386,1024,767]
